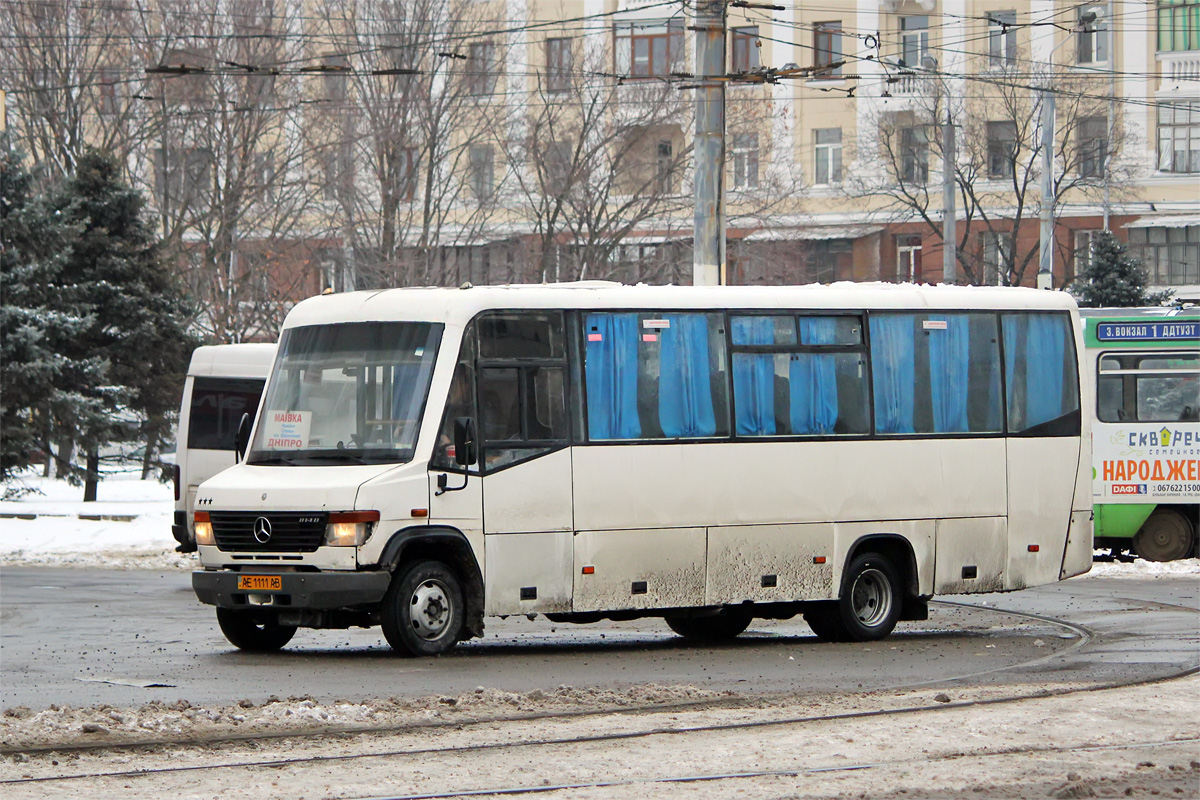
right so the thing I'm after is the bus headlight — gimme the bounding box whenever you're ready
[325,511,380,547]
[194,511,215,546]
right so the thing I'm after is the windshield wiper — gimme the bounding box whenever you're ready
[246,455,297,466]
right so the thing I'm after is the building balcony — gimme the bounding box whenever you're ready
[1158,51,1200,93]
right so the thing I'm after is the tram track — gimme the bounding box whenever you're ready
[3,596,1198,793]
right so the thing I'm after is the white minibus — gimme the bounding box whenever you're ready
[191,283,1093,654]
[172,343,274,552]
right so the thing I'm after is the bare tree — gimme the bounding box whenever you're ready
[850,52,1135,287]
[0,0,159,178]
[147,0,324,342]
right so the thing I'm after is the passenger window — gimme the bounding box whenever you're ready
[1002,313,1080,435]
[729,314,869,437]
[187,378,264,450]
[869,313,1003,435]
[476,312,568,471]
[584,312,729,441]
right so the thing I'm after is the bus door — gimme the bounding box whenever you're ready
[473,312,574,616]
[1001,313,1085,588]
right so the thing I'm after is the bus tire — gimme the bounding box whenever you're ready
[666,608,752,641]
[1133,509,1195,562]
[381,560,464,657]
[837,553,902,642]
[803,603,849,642]
[216,608,297,652]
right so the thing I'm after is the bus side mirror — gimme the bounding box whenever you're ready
[234,412,251,462]
[453,417,478,466]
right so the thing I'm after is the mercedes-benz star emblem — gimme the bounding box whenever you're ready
[252,516,273,544]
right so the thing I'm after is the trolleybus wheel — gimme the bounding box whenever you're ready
[381,560,465,657]
[216,608,297,652]
[666,608,752,641]
[1133,509,1195,562]
[808,552,902,642]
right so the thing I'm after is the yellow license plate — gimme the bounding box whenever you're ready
[237,575,282,591]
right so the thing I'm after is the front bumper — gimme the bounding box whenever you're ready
[192,570,392,610]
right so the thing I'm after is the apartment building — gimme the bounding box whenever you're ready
[3,0,1197,331]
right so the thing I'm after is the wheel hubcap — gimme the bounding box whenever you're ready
[409,579,451,640]
[850,568,893,627]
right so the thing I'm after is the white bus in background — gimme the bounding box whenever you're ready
[171,343,275,552]
[190,283,1092,654]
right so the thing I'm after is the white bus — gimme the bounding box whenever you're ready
[171,344,274,552]
[191,283,1093,654]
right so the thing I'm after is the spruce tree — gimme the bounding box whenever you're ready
[45,149,197,498]
[0,137,107,484]
[1070,230,1174,308]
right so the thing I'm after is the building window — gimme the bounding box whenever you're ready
[1074,229,1102,273]
[980,231,1013,285]
[615,20,683,78]
[899,16,929,68]
[1078,116,1108,177]
[814,22,842,76]
[807,240,853,283]
[900,125,929,184]
[732,133,759,189]
[1158,0,1200,52]
[320,53,350,101]
[1127,225,1200,285]
[1158,100,1200,172]
[1077,4,1108,64]
[157,47,211,103]
[153,147,212,206]
[655,140,675,193]
[469,145,494,201]
[897,234,922,282]
[546,37,572,92]
[987,11,1017,68]
[322,143,353,201]
[731,26,760,72]
[97,66,120,115]
[814,128,843,185]
[467,41,499,95]
[987,121,1018,179]
[388,147,418,202]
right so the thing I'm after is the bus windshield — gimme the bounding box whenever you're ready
[247,322,443,466]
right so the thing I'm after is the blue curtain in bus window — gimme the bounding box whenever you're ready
[732,317,776,435]
[927,315,969,432]
[659,314,717,437]
[1006,314,1066,430]
[790,317,839,434]
[870,315,916,434]
[585,313,642,439]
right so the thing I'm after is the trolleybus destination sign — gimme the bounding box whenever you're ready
[1095,321,1200,342]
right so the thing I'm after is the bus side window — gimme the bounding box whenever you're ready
[475,312,568,471]
[1002,312,1081,436]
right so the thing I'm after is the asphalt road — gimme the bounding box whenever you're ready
[1,568,1196,711]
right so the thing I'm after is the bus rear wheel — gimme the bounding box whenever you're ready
[216,608,297,652]
[666,608,752,641]
[381,560,464,657]
[807,553,902,642]
[1133,509,1195,562]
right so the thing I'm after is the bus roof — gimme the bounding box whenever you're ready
[282,282,1081,331]
[187,343,276,379]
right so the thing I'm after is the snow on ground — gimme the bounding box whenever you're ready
[2,472,1199,576]
[0,471,192,569]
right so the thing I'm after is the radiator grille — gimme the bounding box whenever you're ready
[210,511,328,553]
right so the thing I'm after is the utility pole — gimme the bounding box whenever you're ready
[1038,86,1055,290]
[693,0,726,287]
[942,105,956,285]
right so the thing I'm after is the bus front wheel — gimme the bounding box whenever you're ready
[806,553,901,642]
[1133,509,1195,562]
[381,560,465,657]
[216,608,297,652]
